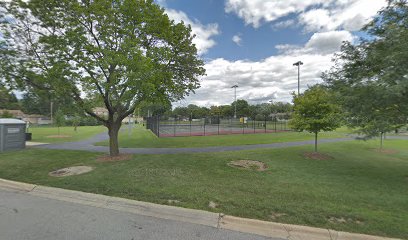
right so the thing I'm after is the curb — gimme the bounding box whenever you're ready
[0,178,37,192]
[0,179,401,240]
[26,141,49,146]
[31,185,220,228]
[219,215,396,240]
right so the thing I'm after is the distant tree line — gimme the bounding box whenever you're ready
[138,100,293,120]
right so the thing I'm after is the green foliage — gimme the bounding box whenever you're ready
[172,104,210,119]
[54,109,65,127]
[0,110,14,118]
[21,89,79,116]
[232,99,250,117]
[290,86,342,151]
[0,84,20,110]
[323,0,408,140]
[1,139,408,239]
[137,101,172,118]
[0,0,205,155]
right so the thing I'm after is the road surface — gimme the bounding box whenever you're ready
[0,188,281,240]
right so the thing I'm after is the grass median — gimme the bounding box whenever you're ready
[0,139,407,238]
[28,125,105,144]
[95,125,349,148]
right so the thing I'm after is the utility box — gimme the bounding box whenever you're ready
[0,119,26,152]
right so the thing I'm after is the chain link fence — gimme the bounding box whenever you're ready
[146,115,292,137]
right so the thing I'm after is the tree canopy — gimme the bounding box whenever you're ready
[0,84,20,110]
[323,0,408,142]
[0,0,205,156]
[290,86,342,152]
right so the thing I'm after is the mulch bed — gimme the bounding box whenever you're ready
[371,148,399,154]
[303,152,333,160]
[96,154,133,162]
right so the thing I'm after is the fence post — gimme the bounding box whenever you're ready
[230,118,232,134]
[157,115,160,137]
[174,115,176,137]
[218,115,220,135]
[203,118,206,136]
[242,118,244,134]
[264,115,267,133]
[273,117,276,132]
[253,117,255,133]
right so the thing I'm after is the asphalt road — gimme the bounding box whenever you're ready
[0,188,280,240]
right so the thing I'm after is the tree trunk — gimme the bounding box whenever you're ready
[108,122,121,156]
[314,132,318,152]
[380,132,383,151]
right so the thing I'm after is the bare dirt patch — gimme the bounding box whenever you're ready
[49,166,93,177]
[208,201,218,209]
[328,216,364,225]
[269,212,287,220]
[96,154,133,162]
[303,152,333,160]
[371,148,399,154]
[228,160,268,171]
[46,135,71,138]
[167,199,181,204]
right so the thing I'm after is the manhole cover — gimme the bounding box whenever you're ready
[49,166,94,177]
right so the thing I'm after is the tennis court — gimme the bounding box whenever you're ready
[147,117,291,137]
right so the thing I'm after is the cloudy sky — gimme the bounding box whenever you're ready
[157,0,387,107]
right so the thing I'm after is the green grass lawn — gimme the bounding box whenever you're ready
[95,125,349,148]
[0,139,407,238]
[28,125,106,143]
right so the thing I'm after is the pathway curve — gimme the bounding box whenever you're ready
[34,132,408,155]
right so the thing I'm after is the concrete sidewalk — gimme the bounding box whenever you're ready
[0,178,400,240]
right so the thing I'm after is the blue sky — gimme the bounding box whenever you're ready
[162,0,312,61]
[156,0,387,107]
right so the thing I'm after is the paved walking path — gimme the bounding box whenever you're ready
[33,132,408,154]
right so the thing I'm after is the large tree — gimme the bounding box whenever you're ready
[0,84,20,110]
[323,0,408,145]
[0,0,205,156]
[290,86,342,152]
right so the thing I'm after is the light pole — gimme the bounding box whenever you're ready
[231,85,238,118]
[293,61,303,95]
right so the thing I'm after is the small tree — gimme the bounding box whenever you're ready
[0,110,14,118]
[290,86,342,152]
[54,109,65,135]
[72,115,81,132]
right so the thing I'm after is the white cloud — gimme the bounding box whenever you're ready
[305,31,355,54]
[225,0,387,31]
[165,9,219,55]
[181,30,353,107]
[275,30,354,55]
[272,19,296,30]
[225,0,327,28]
[232,34,242,46]
[299,0,388,32]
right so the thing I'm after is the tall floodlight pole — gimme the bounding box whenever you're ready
[293,61,303,95]
[231,85,238,118]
